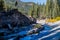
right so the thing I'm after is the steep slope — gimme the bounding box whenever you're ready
[0,9,32,29]
[5,0,35,14]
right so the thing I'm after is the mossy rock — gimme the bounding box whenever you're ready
[34,24,42,28]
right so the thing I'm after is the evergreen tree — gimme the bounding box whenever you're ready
[42,3,45,18]
[56,0,60,17]
[15,1,18,6]
[36,4,40,18]
[0,0,5,11]
[52,0,60,18]
[46,0,54,18]
[15,1,18,9]
[31,4,34,17]
[46,0,60,18]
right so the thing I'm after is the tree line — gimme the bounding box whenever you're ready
[0,0,60,19]
[29,0,60,19]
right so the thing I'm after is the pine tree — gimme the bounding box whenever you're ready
[56,0,60,17]
[46,0,54,18]
[42,3,46,18]
[31,4,34,18]
[53,0,60,18]
[46,0,49,18]
[39,4,41,19]
[15,1,18,9]
[0,0,5,11]
[15,1,18,6]
[46,0,60,19]
[36,4,40,18]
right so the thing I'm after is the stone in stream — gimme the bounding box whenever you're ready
[27,24,44,35]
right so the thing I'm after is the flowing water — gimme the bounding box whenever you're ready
[0,24,60,40]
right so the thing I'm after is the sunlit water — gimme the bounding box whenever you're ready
[20,24,60,40]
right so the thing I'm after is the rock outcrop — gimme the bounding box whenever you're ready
[0,9,36,39]
[0,9,32,29]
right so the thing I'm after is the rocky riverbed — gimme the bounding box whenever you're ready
[0,23,60,40]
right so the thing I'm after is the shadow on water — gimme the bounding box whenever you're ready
[0,22,60,40]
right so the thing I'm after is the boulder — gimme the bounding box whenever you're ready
[0,9,32,29]
[29,17,36,24]
[27,24,44,34]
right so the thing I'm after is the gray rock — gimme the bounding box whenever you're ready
[0,9,32,29]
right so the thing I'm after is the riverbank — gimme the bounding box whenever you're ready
[36,19,60,26]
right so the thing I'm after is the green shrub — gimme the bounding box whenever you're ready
[56,17,60,21]
[34,24,42,28]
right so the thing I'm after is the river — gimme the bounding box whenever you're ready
[0,24,60,40]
